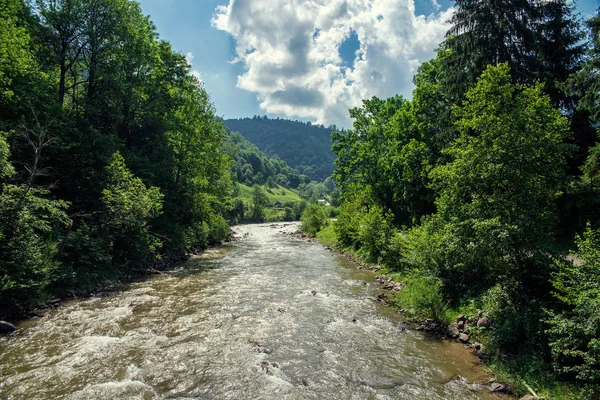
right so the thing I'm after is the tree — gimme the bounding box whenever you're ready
[266,176,275,189]
[442,0,535,100]
[442,0,585,108]
[101,151,163,267]
[534,0,585,110]
[568,10,600,168]
[571,10,600,125]
[0,0,237,317]
[332,95,433,226]
[427,63,570,285]
[0,132,15,180]
[36,0,88,106]
[0,132,70,316]
[0,0,38,116]
[300,203,328,237]
[250,184,268,222]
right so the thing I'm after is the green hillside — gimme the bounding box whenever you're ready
[237,183,302,205]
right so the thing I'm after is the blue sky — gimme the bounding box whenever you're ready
[138,0,599,128]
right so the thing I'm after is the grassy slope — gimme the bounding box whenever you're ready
[316,224,337,247]
[237,183,302,204]
[237,183,304,223]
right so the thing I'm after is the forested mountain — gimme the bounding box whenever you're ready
[0,0,232,317]
[224,116,338,181]
[224,128,309,188]
[326,2,600,397]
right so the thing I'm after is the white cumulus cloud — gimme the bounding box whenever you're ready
[185,52,205,84]
[212,0,453,127]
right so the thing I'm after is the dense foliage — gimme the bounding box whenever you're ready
[224,116,338,181]
[0,0,233,317]
[547,226,600,391]
[329,3,600,396]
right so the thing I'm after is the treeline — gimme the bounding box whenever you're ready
[0,0,233,318]
[331,1,600,397]
[224,116,338,181]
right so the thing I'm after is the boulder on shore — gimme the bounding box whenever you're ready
[477,317,490,328]
[489,382,509,393]
[0,321,16,334]
[458,333,470,343]
[446,324,460,338]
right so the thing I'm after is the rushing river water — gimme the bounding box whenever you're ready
[0,223,504,399]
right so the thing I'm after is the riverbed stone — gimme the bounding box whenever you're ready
[477,317,490,328]
[457,313,466,322]
[490,382,509,393]
[520,396,536,400]
[0,321,16,334]
[457,320,465,330]
[447,324,460,338]
[458,333,470,343]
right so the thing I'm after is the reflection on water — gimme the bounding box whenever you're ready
[0,223,503,399]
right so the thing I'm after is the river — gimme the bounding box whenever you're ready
[0,223,504,399]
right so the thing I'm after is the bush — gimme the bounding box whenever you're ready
[381,229,409,271]
[396,272,447,323]
[54,222,113,296]
[0,185,70,316]
[325,206,340,219]
[482,282,546,355]
[546,226,600,394]
[300,203,329,237]
[333,186,372,246]
[333,201,361,245]
[293,200,307,220]
[401,215,518,301]
[283,206,296,221]
[358,206,393,262]
[101,152,163,267]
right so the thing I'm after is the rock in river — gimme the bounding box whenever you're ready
[0,321,16,334]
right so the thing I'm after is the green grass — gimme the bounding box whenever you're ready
[237,183,302,204]
[316,223,337,247]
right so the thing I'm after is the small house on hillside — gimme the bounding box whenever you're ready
[318,199,330,206]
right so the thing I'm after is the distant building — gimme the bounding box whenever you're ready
[318,199,330,206]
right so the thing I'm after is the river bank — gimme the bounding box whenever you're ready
[0,228,247,331]
[308,223,578,400]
